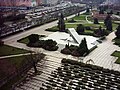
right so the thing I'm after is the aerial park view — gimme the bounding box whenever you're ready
[0,0,120,90]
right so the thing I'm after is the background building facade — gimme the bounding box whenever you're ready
[41,0,59,5]
[0,0,42,7]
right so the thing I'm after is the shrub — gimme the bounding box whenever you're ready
[61,48,71,55]
[94,18,99,24]
[42,39,58,51]
[85,26,92,30]
[69,45,78,51]
[115,24,120,38]
[68,18,76,23]
[76,24,85,34]
[28,34,39,43]
[71,50,80,57]
[94,27,109,37]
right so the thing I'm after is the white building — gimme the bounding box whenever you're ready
[41,0,59,5]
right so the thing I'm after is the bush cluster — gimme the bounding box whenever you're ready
[27,34,58,51]
[61,38,89,57]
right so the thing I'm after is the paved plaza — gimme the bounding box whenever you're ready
[1,13,120,90]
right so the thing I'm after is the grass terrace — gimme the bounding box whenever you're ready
[0,53,45,90]
[0,45,29,56]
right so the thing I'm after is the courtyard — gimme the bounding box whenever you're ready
[1,8,120,90]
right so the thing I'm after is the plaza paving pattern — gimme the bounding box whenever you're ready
[11,31,120,90]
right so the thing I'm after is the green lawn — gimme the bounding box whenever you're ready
[8,55,29,68]
[45,26,59,32]
[112,23,118,30]
[112,37,120,47]
[111,51,120,64]
[0,45,29,56]
[66,23,104,29]
[0,55,35,90]
[66,24,79,28]
[73,15,86,20]
[0,55,29,90]
[18,36,29,44]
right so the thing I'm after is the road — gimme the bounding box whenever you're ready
[3,11,86,44]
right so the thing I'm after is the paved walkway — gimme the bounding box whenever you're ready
[2,11,120,90]
[86,15,104,24]
[0,53,31,59]
[84,32,120,71]
[2,11,120,72]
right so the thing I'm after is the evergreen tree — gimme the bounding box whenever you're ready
[115,24,120,38]
[76,24,85,34]
[104,15,112,31]
[94,18,99,24]
[116,12,119,15]
[78,38,88,56]
[58,13,66,32]
[86,8,90,13]
[110,10,113,14]
[99,6,104,14]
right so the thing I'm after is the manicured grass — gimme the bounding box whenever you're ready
[0,55,38,90]
[18,36,29,44]
[111,51,120,64]
[66,24,78,28]
[8,55,29,68]
[45,26,59,32]
[116,58,120,64]
[112,23,118,30]
[111,51,120,57]
[84,23,105,28]
[0,45,29,56]
[112,37,120,46]
[72,15,86,20]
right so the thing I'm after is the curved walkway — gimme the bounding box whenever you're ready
[86,15,104,24]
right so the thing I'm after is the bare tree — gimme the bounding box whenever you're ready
[27,51,45,74]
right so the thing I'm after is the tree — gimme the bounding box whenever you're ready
[86,8,90,13]
[29,51,45,73]
[76,24,85,34]
[28,34,39,43]
[116,12,119,15]
[94,18,99,24]
[58,13,66,32]
[104,15,112,31]
[77,38,89,56]
[115,24,120,38]
[99,6,104,14]
[99,9,104,14]
[109,10,113,14]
